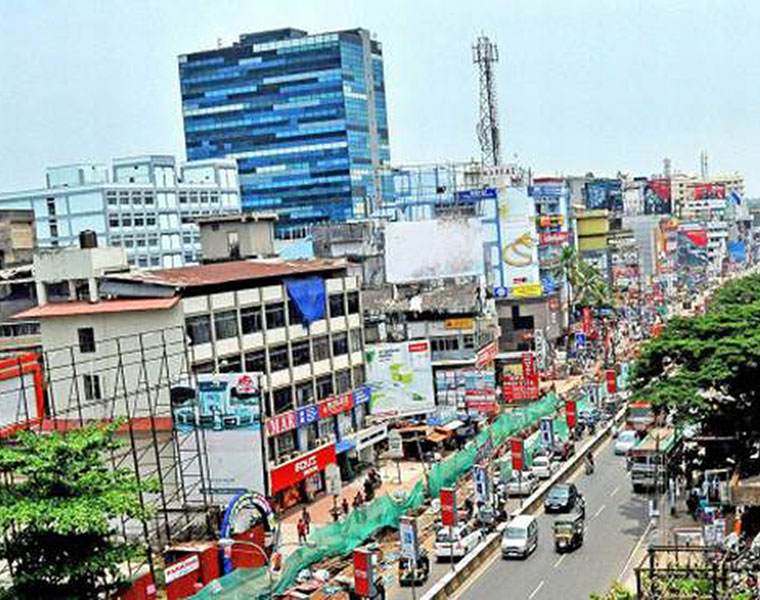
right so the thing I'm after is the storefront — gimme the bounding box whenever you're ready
[269,443,337,511]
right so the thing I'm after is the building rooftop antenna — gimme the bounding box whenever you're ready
[472,34,502,168]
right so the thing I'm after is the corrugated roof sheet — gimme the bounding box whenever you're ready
[12,297,179,319]
[110,258,345,288]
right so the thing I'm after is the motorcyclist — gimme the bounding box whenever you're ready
[585,453,595,474]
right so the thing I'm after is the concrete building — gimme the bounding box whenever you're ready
[0,155,241,269]
[0,210,35,268]
[197,213,277,262]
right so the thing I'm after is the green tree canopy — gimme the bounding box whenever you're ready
[0,422,154,599]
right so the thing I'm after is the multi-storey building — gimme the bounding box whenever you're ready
[178,28,392,237]
[0,155,240,268]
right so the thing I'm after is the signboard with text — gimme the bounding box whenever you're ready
[510,438,525,472]
[565,399,577,430]
[353,549,375,597]
[269,443,336,495]
[440,488,457,527]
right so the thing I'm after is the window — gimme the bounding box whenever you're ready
[150,256,160,266]
[295,381,314,407]
[287,301,302,326]
[332,332,348,356]
[352,365,366,387]
[241,306,262,335]
[463,334,475,349]
[182,233,192,245]
[218,354,242,373]
[109,217,119,227]
[312,335,330,362]
[137,257,148,267]
[291,340,311,367]
[227,231,240,259]
[316,374,333,400]
[144,194,154,205]
[347,291,360,314]
[214,310,238,340]
[136,237,146,247]
[269,344,289,372]
[179,193,188,205]
[186,315,211,345]
[83,374,102,400]
[123,238,134,248]
[148,236,158,247]
[78,328,96,353]
[244,350,266,373]
[431,337,460,352]
[193,361,214,375]
[146,216,156,226]
[329,294,345,318]
[350,329,363,353]
[335,369,351,394]
[265,303,286,329]
[134,217,144,227]
[122,217,132,227]
[272,387,293,414]
[275,430,298,455]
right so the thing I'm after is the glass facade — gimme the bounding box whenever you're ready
[179,28,392,237]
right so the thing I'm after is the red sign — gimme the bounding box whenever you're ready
[694,182,726,200]
[606,369,617,394]
[521,353,536,379]
[582,307,592,334]
[465,399,499,413]
[270,443,337,494]
[538,230,570,245]
[440,488,457,527]
[475,341,498,368]
[353,549,374,597]
[565,399,577,430]
[501,375,539,402]
[510,438,525,471]
[317,393,353,419]
[408,341,430,353]
[264,411,297,437]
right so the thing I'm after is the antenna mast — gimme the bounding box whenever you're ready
[473,35,502,167]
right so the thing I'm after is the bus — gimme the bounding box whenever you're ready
[628,427,680,493]
[625,400,656,433]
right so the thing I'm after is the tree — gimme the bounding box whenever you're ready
[0,422,154,599]
[632,274,760,473]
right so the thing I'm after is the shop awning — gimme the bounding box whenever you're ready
[335,439,356,454]
[440,419,466,432]
[427,431,448,444]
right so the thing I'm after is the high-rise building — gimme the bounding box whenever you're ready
[178,28,392,237]
[0,155,240,269]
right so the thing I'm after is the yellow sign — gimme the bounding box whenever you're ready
[445,318,474,330]
[512,283,543,298]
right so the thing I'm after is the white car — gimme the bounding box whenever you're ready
[530,455,558,480]
[501,515,539,559]
[614,430,638,455]
[434,524,482,561]
[505,472,539,497]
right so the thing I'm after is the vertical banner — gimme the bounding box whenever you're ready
[565,399,577,430]
[582,307,592,334]
[440,488,458,527]
[399,516,419,563]
[353,548,375,598]
[510,438,525,472]
[521,352,536,379]
[606,369,617,394]
[473,465,489,504]
[539,417,555,448]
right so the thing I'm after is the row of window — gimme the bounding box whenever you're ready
[185,292,360,345]
[430,335,476,353]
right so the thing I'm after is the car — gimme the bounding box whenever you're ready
[615,430,638,455]
[505,472,539,497]
[543,483,579,513]
[433,524,482,561]
[530,455,558,480]
[501,515,539,559]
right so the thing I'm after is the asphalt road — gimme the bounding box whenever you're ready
[455,442,650,600]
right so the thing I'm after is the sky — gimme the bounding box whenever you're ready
[1,0,759,193]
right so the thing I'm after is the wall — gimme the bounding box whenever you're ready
[199,220,275,260]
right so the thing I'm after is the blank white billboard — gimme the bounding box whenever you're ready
[385,219,484,283]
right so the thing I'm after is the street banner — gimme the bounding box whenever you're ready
[565,399,577,430]
[353,548,375,597]
[582,307,592,334]
[473,465,490,504]
[440,488,458,527]
[521,352,536,379]
[539,417,555,448]
[510,438,525,471]
[606,369,617,394]
[399,516,419,561]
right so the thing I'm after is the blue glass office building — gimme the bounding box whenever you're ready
[179,28,392,237]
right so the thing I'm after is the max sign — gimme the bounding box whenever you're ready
[269,443,337,494]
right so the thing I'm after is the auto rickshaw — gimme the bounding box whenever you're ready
[553,511,584,553]
[399,548,430,587]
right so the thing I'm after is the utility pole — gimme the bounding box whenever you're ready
[473,35,502,168]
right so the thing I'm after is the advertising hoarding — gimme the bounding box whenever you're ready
[538,231,571,246]
[500,220,540,287]
[353,549,375,597]
[644,179,672,215]
[364,341,435,417]
[586,180,623,211]
[435,367,495,410]
[173,373,265,498]
[694,183,726,200]
[440,488,458,527]
[565,399,577,429]
[539,417,555,448]
[385,219,484,283]
[510,438,525,471]
[399,516,419,561]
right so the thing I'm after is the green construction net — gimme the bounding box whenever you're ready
[191,386,609,600]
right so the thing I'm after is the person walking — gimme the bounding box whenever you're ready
[342,497,350,517]
[301,506,311,535]
[297,518,308,545]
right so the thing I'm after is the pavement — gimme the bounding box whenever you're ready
[454,437,651,600]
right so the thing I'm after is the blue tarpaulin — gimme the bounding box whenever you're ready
[285,277,326,327]
[728,240,747,263]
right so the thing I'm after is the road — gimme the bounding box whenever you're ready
[453,441,650,600]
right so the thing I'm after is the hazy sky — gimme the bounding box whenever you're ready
[1,0,759,193]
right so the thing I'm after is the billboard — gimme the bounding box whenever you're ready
[585,180,623,211]
[435,367,496,410]
[677,227,709,267]
[644,179,672,215]
[364,341,435,417]
[385,219,484,283]
[173,373,265,498]
[694,183,726,200]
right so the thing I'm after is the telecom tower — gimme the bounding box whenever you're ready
[700,150,709,181]
[473,35,502,167]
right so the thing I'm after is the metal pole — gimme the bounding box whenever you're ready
[449,524,455,571]
[396,457,402,484]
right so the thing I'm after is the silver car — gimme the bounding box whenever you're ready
[505,472,538,496]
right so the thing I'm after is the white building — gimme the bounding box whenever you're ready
[0,155,240,269]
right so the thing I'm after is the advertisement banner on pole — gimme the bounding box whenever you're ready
[440,488,458,527]
[473,465,489,504]
[353,548,375,597]
[606,369,617,394]
[539,417,555,448]
[387,430,404,459]
[510,438,525,472]
[521,352,536,379]
[399,516,419,561]
[565,399,577,430]
[582,307,592,334]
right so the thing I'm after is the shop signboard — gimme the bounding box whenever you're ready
[352,385,371,405]
[565,399,577,429]
[445,317,475,330]
[364,341,435,417]
[475,340,498,368]
[269,443,337,495]
[295,404,319,427]
[265,411,297,437]
[521,353,536,379]
[164,554,200,585]
[512,283,543,298]
[173,373,265,499]
[510,438,525,472]
[353,548,375,597]
[465,399,499,414]
[440,488,457,527]
[538,231,571,246]
[436,368,495,410]
[501,375,539,402]
[317,393,353,418]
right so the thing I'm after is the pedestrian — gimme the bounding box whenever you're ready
[301,506,311,535]
[342,497,350,517]
[353,490,364,509]
[363,477,374,500]
[297,518,308,544]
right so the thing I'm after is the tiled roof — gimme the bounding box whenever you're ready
[12,297,179,319]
